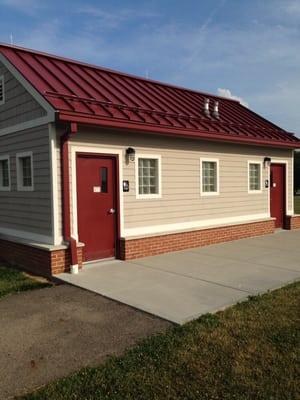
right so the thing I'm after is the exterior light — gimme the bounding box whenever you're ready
[126,147,136,162]
[263,157,271,168]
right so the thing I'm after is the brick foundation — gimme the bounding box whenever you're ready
[0,238,83,277]
[120,219,276,260]
[285,215,300,230]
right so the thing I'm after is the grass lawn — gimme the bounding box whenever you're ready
[22,281,300,400]
[295,196,300,214]
[0,264,50,299]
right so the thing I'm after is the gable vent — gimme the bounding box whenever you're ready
[0,76,4,105]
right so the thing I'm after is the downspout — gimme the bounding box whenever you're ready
[61,122,78,273]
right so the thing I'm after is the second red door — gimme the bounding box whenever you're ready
[270,164,286,229]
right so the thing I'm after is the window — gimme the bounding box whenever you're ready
[0,76,4,105]
[248,162,262,192]
[0,155,10,191]
[201,159,219,195]
[100,167,108,193]
[17,152,34,191]
[136,155,161,199]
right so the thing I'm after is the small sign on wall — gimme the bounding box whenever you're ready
[123,180,130,192]
[93,186,101,193]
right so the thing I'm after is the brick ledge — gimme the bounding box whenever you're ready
[123,217,275,241]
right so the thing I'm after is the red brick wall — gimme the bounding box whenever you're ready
[285,215,300,230]
[120,219,275,260]
[0,239,83,277]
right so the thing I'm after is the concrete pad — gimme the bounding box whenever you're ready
[250,252,300,272]
[244,232,300,251]
[57,230,300,325]
[134,256,300,293]
[135,250,230,269]
[190,242,276,261]
[59,262,249,324]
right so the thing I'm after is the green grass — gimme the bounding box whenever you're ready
[21,281,300,400]
[0,264,50,299]
[295,196,300,214]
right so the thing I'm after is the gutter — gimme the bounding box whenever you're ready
[61,122,78,273]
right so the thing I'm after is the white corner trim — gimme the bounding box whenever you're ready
[49,123,62,245]
[70,144,124,240]
[135,153,162,199]
[248,160,263,194]
[0,53,55,117]
[0,154,11,191]
[200,157,220,196]
[123,213,270,238]
[0,226,54,245]
[0,116,55,137]
[16,151,34,191]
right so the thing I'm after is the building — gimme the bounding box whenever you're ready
[0,43,299,276]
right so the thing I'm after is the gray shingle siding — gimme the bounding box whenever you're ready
[0,60,46,130]
[0,124,52,241]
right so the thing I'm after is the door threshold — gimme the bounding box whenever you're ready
[83,257,116,267]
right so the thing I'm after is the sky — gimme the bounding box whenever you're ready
[0,0,299,137]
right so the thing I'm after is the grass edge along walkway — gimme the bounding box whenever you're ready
[22,281,300,400]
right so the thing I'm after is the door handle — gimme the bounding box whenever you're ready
[108,208,116,214]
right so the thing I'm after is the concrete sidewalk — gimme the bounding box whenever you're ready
[58,230,300,324]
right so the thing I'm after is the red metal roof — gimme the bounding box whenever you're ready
[0,43,299,148]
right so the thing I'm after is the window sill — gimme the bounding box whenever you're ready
[17,186,34,192]
[200,192,219,197]
[136,194,162,200]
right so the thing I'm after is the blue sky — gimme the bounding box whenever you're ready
[0,0,299,137]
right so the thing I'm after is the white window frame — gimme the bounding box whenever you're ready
[16,151,34,191]
[248,161,263,194]
[0,75,5,106]
[0,155,11,191]
[135,154,162,199]
[200,158,220,196]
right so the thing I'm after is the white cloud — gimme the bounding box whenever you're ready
[284,0,300,17]
[76,7,160,29]
[1,1,299,136]
[217,88,249,107]
[0,0,44,15]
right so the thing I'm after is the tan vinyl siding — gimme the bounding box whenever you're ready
[65,128,293,237]
[0,61,46,129]
[0,125,52,240]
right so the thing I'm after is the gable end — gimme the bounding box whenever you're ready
[0,54,55,136]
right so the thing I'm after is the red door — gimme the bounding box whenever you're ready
[270,164,286,228]
[76,154,118,261]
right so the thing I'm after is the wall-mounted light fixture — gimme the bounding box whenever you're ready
[263,157,271,168]
[126,147,136,162]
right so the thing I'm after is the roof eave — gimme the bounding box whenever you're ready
[58,112,300,150]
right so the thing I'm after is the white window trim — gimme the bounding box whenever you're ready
[200,158,220,196]
[16,151,34,191]
[0,155,11,191]
[135,154,162,199]
[0,75,5,106]
[248,161,263,194]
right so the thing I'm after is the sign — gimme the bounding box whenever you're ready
[123,180,129,192]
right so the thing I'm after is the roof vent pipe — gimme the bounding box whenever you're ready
[204,98,210,117]
[212,101,219,119]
